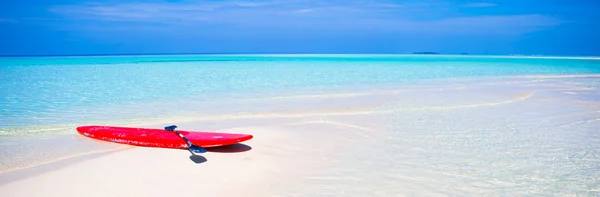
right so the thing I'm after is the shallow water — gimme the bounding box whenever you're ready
[2,55,600,129]
[1,55,599,195]
[271,76,600,196]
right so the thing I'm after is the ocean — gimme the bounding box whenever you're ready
[2,54,599,130]
[1,54,599,195]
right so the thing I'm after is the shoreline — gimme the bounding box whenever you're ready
[0,148,127,185]
[3,73,599,132]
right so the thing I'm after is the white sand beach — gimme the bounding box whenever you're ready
[1,75,599,196]
[0,116,383,197]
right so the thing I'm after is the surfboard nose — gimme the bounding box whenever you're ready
[76,125,101,134]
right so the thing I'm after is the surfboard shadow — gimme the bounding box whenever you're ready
[189,154,207,164]
[206,143,252,153]
[187,143,251,164]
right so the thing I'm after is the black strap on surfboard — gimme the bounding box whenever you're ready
[165,125,207,153]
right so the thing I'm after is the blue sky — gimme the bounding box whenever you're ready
[1,0,599,56]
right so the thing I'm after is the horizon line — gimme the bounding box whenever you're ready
[2,52,599,58]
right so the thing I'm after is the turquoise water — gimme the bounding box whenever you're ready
[1,55,599,195]
[1,54,600,130]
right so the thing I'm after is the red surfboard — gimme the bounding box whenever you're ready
[76,125,253,150]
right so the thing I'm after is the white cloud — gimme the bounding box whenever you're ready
[234,2,272,7]
[413,14,561,34]
[49,0,406,23]
[284,14,561,35]
[463,2,498,7]
[0,18,17,23]
[47,0,561,35]
[295,8,315,13]
[49,2,215,23]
